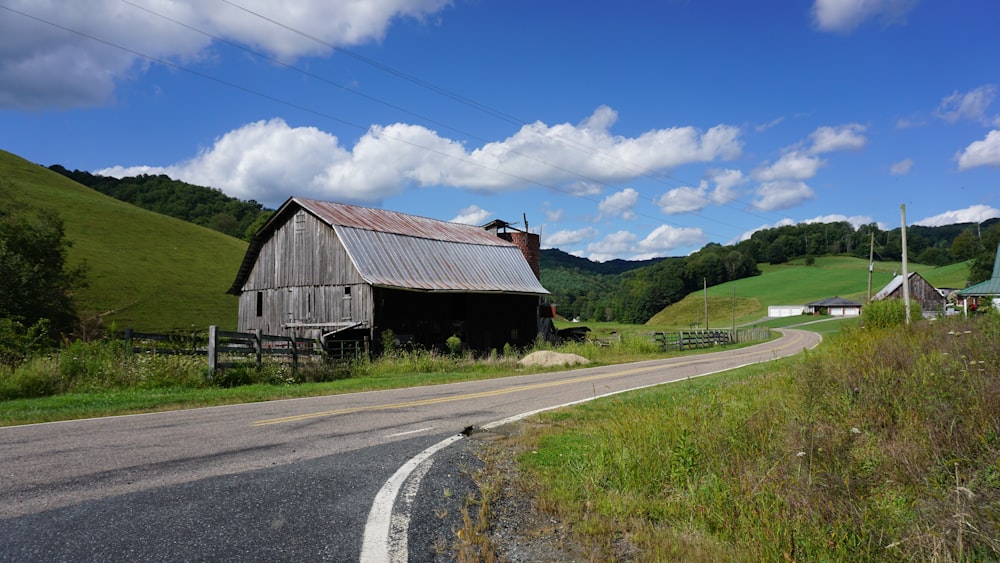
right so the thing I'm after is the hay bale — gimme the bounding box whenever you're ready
[517,350,590,368]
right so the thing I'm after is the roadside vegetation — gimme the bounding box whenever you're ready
[469,306,1000,561]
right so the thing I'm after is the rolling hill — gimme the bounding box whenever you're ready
[1,150,246,332]
[647,255,970,327]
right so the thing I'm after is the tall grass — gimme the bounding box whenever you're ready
[510,313,1000,561]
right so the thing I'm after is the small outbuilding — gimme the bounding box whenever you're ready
[873,272,946,316]
[804,297,863,317]
[957,243,1000,312]
[228,197,549,352]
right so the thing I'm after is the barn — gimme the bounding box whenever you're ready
[873,271,946,315]
[227,197,549,352]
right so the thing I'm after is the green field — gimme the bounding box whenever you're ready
[648,255,970,327]
[1,150,246,331]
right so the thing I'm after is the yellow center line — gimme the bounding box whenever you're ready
[252,335,809,427]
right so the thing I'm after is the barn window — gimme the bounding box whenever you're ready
[256,292,263,317]
[344,286,352,298]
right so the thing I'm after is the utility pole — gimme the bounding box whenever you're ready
[901,204,911,325]
[867,231,875,302]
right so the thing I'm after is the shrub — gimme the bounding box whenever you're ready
[862,298,921,328]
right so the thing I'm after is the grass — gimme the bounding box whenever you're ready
[0,149,245,331]
[492,313,1000,561]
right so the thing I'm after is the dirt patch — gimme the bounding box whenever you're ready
[517,351,590,368]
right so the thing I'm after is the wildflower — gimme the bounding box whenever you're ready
[850,427,861,434]
[796,451,806,457]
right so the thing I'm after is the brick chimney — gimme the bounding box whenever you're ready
[483,218,542,280]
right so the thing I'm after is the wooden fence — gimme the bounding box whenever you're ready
[123,327,366,375]
[652,327,771,351]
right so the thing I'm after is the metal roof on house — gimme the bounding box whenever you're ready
[228,197,548,295]
[957,243,1000,297]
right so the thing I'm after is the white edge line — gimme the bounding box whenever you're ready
[362,329,821,561]
[360,434,462,562]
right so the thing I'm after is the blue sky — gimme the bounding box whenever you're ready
[2,0,999,260]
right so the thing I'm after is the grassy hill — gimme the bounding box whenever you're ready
[648,255,970,328]
[1,150,246,332]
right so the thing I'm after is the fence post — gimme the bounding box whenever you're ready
[208,325,218,380]
[124,328,133,356]
[255,329,262,368]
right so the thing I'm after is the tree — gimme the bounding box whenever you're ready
[950,229,981,262]
[0,183,87,341]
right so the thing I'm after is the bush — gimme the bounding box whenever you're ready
[862,298,922,328]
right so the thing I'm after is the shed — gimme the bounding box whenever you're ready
[957,243,1000,311]
[873,271,945,314]
[804,297,862,316]
[228,197,549,351]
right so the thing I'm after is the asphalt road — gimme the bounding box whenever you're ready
[0,328,820,562]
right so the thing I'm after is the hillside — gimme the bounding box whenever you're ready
[647,255,971,327]
[0,150,246,332]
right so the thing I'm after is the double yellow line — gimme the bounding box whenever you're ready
[252,331,810,427]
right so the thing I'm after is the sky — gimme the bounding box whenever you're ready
[1,0,999,261]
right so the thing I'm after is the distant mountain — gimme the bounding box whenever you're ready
[540,248,660,275]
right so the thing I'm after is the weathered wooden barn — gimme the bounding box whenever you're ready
[227,197,549,352]
[873,271,945,315]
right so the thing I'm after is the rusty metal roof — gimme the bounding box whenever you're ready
[229,197,548,295]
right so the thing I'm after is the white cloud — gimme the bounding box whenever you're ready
[634,225,706,257]
[808,124,867,154]
[890,158,914,175]
[585,225,704,261]
[0,0,452,109]
[935,85,1000,126]
[451,204,491,225]
[98,107,743,206]
[598,188,639,220]
[543,226,599,248]
[657,182,709,215]
[802,214,875,228]
[914,205,1000,227]
[812,0,917,33]
[97,107,740,206]
[708,168,745,204]
[735,218,796,242]
[753,181,817,212]
[752,151,824,182]
[956,130,1000,171]
[587,230,637,262]
[544,207,564,222]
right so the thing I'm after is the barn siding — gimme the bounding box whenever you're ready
[237,211,371,335]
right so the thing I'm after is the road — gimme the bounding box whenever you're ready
[0,328,820,561]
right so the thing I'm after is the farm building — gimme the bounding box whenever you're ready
[957,243,1000,312]
[227,197,549,351]
[873,272,946,315]
[804,297,862,316]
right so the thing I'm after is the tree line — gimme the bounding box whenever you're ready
[542,218,1000,324]
[48,166,273,240]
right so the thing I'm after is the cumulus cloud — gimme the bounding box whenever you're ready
[890,158,914,175]
[753,181,817,212]
[752,151,824,182]
[451,204,491,225]
[543,226,599,248]
[657,182,709,215]
[598,188,639,220]
[956,130,1000,171]
[707,168,745,204]
[808,124,867,154]
[586,225,704,261]
[735,218,796,242]
[915,205,1000,227]
[935,85,1000,126]
[0,0,452,110]
[812,0,917,33]
[98,107,743,206]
